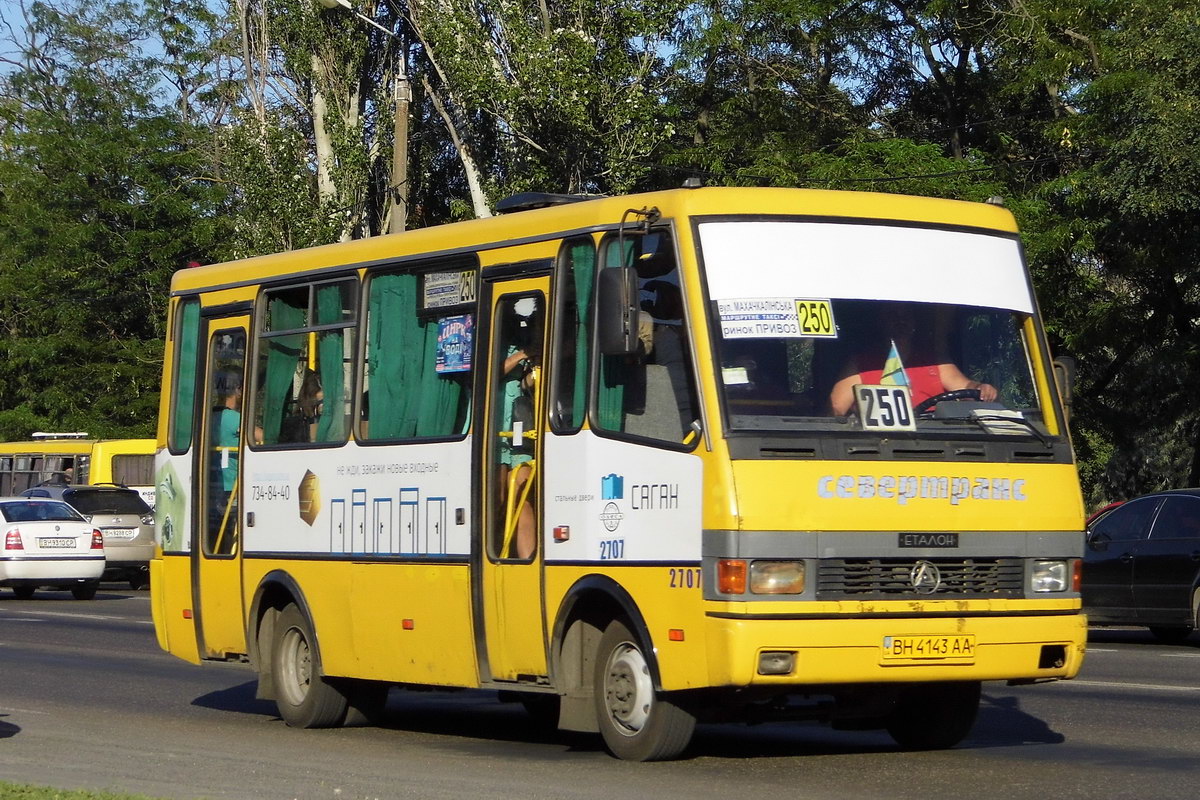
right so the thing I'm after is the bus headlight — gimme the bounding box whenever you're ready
[1032,560,1068,593]
[750,561,806,595]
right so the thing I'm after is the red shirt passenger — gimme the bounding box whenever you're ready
[829,303,997,416]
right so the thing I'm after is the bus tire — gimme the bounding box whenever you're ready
[885,680,981,750]
[593,619,695,761]
[272,603,348,728]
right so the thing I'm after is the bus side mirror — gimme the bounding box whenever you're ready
[1052,355,1075,422]
[597,267,640,355]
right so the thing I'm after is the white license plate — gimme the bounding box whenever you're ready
[38,537,76,549]
[882,634,976,663]
[104,528,138,540]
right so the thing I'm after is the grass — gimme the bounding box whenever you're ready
[0,784,161,800]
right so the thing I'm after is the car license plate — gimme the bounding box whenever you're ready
[38,537,76,549]
[882,634,976,664]
[104,528,138,540]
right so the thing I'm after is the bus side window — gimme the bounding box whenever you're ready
[169,298,202,452]
[255,279,356,447]
[595,230,700,445]
[549,237,595,432]
[361,267,473,441]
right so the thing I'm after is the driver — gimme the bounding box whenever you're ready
[829,302,997,416]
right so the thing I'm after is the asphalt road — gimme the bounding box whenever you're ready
[2,588,1199,800]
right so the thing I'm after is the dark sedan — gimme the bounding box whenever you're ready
[1084,488,1200,643]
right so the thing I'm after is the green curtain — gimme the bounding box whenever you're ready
[171,300,201,451]
[414,320,464,436]
[570,242,595,427]
[315,285,346,442]
[367,274,424,438]
[262,298,305,444]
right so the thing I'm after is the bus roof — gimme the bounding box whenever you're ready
[0,438,156,455]
[169,186,1019,295]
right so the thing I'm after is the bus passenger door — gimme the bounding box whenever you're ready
[193,315,250,659]
[480,278,549,681]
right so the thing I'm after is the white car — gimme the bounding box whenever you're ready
[0,496,105,600]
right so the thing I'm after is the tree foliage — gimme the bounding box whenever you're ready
[0,0,226,439]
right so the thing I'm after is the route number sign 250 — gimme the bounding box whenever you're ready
[854,384,916,431]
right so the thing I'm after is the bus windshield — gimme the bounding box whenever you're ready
[698,218,1048,435]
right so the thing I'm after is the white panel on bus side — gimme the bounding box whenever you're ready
[156,450,193,553]
[541,430,703,564]
[242,438,473,557]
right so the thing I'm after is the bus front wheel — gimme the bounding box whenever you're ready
[593,619,695,761]
[272,603,348,728]
[884,680,981,750]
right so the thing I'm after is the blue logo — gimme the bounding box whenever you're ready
[601,473,624,500]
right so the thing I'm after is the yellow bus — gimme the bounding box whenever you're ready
[0,434,157,506]
[151,187,1086,760]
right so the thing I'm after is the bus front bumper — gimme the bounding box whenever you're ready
[701,610,1087,687]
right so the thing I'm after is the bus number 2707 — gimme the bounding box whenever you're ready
[669,568,702,589]
[600,539,625,560]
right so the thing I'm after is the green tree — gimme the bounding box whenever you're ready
[0,0,227,439]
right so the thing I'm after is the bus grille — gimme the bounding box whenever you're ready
[817,558,1024,599]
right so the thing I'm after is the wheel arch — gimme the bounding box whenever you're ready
[548,573,661,732]
[247,570,321,701]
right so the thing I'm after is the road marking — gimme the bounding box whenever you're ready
[1161,652,1200,658]
[0,706,49,715]
[1086,648,1118,652]
[0,608,153,625]
[1065,680,1200,693]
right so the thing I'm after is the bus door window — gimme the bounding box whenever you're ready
[205,331,246,556]
[489,294,544,561]
[597,230,701,445]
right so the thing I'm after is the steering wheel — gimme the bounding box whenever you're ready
[913,388,982,417]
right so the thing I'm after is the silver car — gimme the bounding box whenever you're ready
[22,485,155,589]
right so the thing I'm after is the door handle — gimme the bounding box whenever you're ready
[1120,553,1135,563]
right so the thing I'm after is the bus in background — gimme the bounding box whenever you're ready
[0,434,158,508]
[151,186,1086,761]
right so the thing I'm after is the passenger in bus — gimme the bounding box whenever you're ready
[829,302,997,416]
[297,370,324,442]
[499,298,539,560]
[209,372,245,543]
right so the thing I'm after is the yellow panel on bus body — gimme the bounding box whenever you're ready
[544,565,712,691]
[704,610,1086,686]
[152,554,200,664]
[732,461,1085,532]
[241,559,479,688]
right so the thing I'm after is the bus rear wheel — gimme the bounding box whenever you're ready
[593,619,695,761]
[885,680,981,750]
[272,603,348,728]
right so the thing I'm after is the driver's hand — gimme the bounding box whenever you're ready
[976,382,998,402]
